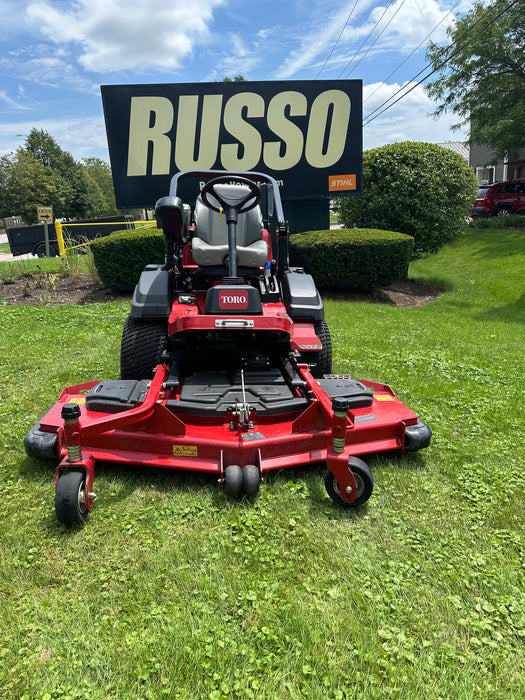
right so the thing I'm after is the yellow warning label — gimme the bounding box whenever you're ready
[375,394,395,402]
[73,397,86,404]
[173,445,198,457]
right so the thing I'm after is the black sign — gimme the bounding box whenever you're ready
[101,80,362,208]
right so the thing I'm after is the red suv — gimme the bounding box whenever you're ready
[471,180,525,217]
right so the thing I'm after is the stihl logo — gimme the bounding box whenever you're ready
[218,292,249,309]
[329,174,356,191]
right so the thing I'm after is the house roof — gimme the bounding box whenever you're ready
[436,141,469,161]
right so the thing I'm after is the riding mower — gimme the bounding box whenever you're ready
[25,169,431,525]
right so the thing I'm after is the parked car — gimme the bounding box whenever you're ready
[471,179,525,217]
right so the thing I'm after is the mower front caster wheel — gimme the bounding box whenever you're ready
[325,457,374,508]
[223,464,243,498]
[55,470,88,525]
[242,464,260,496]
[223,464,261,498]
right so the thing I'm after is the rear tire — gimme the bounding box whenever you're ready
[495,205,512,216]
[120,316,167,380]
[302,320,332,378]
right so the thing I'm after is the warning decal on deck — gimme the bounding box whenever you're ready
[374,394,395,402]
[173,445,198,457]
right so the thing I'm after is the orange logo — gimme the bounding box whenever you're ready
[328,174,356,192]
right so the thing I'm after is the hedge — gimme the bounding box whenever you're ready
[468,214,525,229]
[91,228,165,292]
[289,228,414,292]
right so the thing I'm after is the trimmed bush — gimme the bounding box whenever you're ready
[289,228,414,292]
[91,227,165,292]
[335,142,479,257]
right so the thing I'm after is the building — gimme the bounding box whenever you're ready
[469,144,525,184]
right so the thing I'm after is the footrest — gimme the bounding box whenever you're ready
[317,376,374,409]
[86,380,150,413]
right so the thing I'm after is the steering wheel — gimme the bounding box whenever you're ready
[200,176,261,216]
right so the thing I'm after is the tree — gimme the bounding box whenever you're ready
[25,128,105,219]
[425,0,525,160]
[221,75,246,82]
[81,157,119,215]
[335,142,479,257]
[0,149,68,224]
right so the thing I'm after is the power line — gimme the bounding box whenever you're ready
[337,0,395,79]
[363,0,462,106]
[346,0,409,78]
[363,0,518,126]
[315,0,360,79]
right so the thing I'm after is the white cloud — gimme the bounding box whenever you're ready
[206,32,264,81]
[0,89,32,111]
[277,1,376,79]
[277,0,454,79]
[0,115,109,160]
[26,0,225,73]
[364,0,452,49]
[0,45,98,95]
[0,0,29,34]
[362,80,467,149]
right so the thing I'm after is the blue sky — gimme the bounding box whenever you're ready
[0,0,474,162]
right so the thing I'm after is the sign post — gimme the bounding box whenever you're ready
[37,206,53,257]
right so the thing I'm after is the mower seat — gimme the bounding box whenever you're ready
[192,184,268,268]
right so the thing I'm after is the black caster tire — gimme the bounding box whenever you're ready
[223,464,243,498]
[324,457,373,508]
[242,464,260,496]
[55,470,88,525]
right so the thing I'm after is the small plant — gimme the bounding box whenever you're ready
[47,273,59,291]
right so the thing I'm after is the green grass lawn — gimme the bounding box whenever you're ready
[1,228,524,699]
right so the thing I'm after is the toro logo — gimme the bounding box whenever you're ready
[218,291,249,310]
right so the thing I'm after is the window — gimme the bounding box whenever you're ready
[475,166,495,184]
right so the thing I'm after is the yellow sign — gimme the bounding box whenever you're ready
[37,206,53,221]
[173,445,198,457]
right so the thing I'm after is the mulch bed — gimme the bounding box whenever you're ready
[0,272,444,308]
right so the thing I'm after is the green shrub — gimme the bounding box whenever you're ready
[289,228,413,292]
[335,142,479,257]
[468,214,525,229]
[91,227,165,292]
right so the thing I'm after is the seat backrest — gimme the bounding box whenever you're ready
[194,184,263,246]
